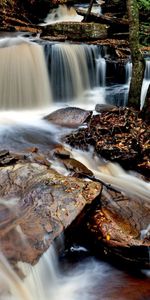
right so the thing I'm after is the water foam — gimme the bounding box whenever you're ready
[41,5,83,25]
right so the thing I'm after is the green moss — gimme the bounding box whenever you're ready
[137,0,150,10]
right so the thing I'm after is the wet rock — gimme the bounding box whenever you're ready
[59,157,93,177]
[0,162,101,266]
[41,22,109,41]
[95,103,118,112]
[0,150,9,158]
[0,151,25,166]
[64,108,150,177]
[52,144,71,159]
[85,187,150,268]
[44,107,92,128]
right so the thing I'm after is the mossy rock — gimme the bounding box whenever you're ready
[41,22,109,40]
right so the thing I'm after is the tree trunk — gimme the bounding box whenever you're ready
[127,0,145,110]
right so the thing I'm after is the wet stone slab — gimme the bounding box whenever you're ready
[0,161,101,266]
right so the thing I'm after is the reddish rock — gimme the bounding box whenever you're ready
[85,187,150,268]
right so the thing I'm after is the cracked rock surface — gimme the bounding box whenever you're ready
[0,161,101,266]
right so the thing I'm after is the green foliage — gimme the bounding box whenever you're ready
[137,0,150,10]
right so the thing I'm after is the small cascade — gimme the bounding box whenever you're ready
[70,148,150,202]
[0,37,52,110]
[105,60,130,107]
[74,3,102,15]
[145,59,150,80]
[140,59,150,109]
[44,42,106,104]
[125,61,132,84]
[41,5,83,25]
[0,244,120,300]
[46,43,90,101]
[96,56,106,87]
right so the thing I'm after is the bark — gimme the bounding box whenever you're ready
[127,0,145,109]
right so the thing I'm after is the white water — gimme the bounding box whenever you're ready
[1,229,150,300]
[50,43,90,101]
[41,5,83,25]
[45,42,106,105]
[0,37,52,110]
[140,59,150,109]
[0,37,106,110]
[74,3,102,15]
[125,61,132,85]
[125,59,150,109]
[0,246,112,300]
[69,148,150,201]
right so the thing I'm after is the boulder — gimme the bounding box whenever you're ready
[44,107,92,128]
[41,22,109,41]
[85,187,150,268]
[0,161,101,266]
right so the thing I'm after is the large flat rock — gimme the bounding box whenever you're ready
[41,22,108,40]
[0,162,101,266]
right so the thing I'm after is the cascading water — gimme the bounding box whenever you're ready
[44,42,106,105]
[140,59,150,109]
[0,34,150,300]
[74,3,102,15]
[0,37,52,110]
[41,5,83,25]
[125,61,132,84]
[0,36,107,110]
[123,59,150,109]
[45,43,90,101]
[41,3,102,26]
[0,149,150,300]
[108,58,150,108]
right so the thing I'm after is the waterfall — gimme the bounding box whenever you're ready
[0,37,52,110]
[125,61,132,84]
[41,5,83,25]
[96,56,106,87]
[124,59,150,109]
[45,42,106,104]
[0,244,120,300]
[140,59,150,109]
[113,59,150,109]
[0,37,106,110]
[47,43,90,101]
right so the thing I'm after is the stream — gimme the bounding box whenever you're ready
[0,29,150,300]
